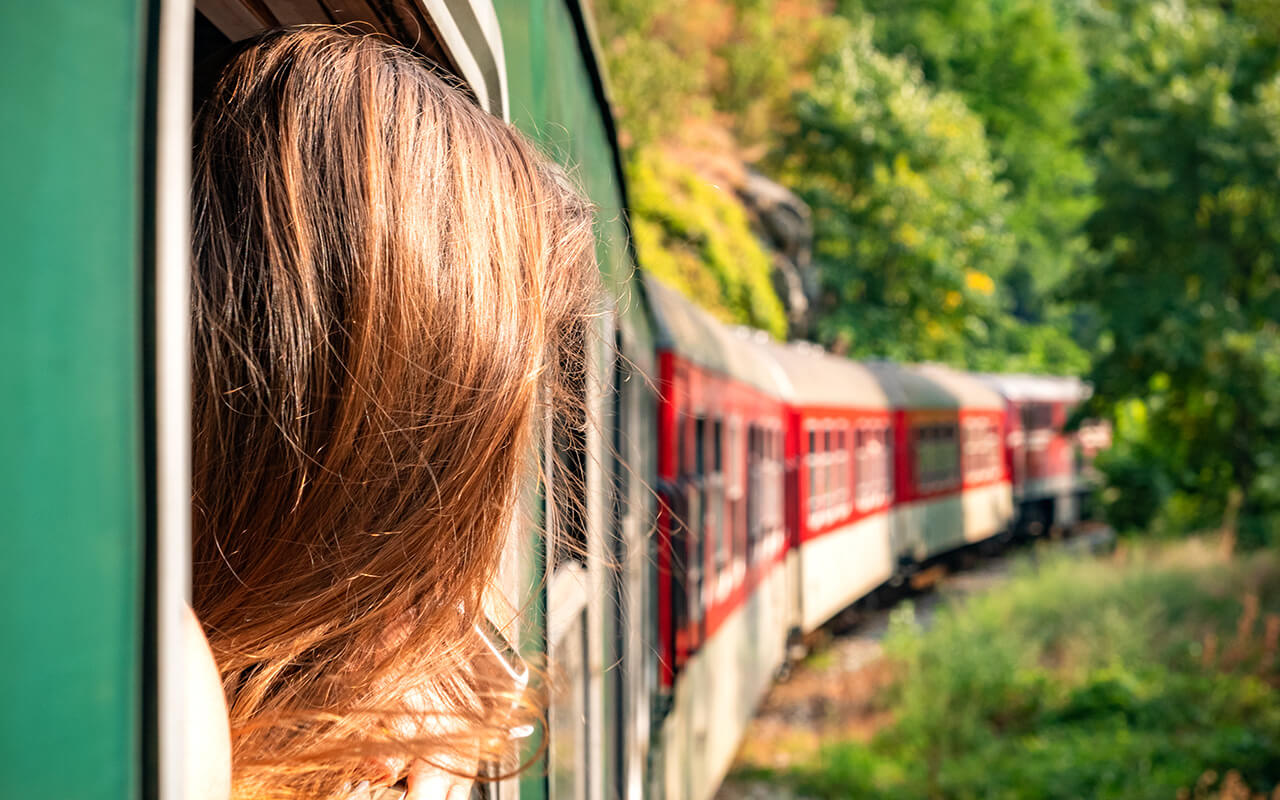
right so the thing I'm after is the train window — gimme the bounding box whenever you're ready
[726,417,739,497]
[963,418,999,483]
[713,418,723,473]
[682,415,694,477]
[856,425,889,510]
[823,424,832,516]
[884,427,895,501]
[834,427,846,513]
[745,428,754,546]
[774,428,784,535]
[711,418,726,571]
[854,428,865,508]
[695,417,707,476]
[807,427,817,517]
[945,424,960,485]
[692,415,707,616]
[855,427,870,509]
[915,423,961,491]
[914,426,930,489]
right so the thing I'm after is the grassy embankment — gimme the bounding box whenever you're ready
[732,539,1280,799]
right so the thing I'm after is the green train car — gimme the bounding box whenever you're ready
[0,2,659,799]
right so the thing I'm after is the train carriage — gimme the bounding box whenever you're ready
[2,4,651,800]
[978,374,1096,535]
[646,278,791,800]
[4,3,1103,798]
[867,363,1014,569]
[743,339,896,634]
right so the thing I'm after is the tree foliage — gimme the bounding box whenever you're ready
[595,0,837,150]
[774,23,1086,371]
[842,0,1095,316]
[593,0,833,331]
[1071,0,1280,540]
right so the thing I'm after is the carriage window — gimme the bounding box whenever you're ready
[746,425,761,562]
[713,419,723,473]
[914,426,930,489]
[884,427,895,501]
[835,427,847,512]
[915,423,960,491]
[946,424,960,485]
[807,427,817,517]
[963,418,1000,483]
[711,418,725,569]
[822,427,832,514]
[856,424,891,510]
[694,417,706,477]
[726,417,739,496]
[854,428,866,508]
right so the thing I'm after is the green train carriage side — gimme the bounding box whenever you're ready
[0,3,658,800]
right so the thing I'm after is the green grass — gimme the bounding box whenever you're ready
[744,541,1280,799]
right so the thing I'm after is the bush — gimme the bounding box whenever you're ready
[627,149,789,338]
[755,545,1280,799]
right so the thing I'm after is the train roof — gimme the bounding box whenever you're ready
[978,373,1091,404]
[736,334,890,409]
[862,361,961,409]
[861,361,1004,411]
[643,276,786,396]
[911,364,1008,410]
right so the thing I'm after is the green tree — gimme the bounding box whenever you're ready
[1071,0,1280,540]
[774,23,1085,370]
[842,0,1096,318]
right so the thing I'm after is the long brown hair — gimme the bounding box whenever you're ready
[191,28,599,798]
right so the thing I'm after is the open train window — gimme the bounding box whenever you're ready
[154,4,514,798]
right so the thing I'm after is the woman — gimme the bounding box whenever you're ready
[188,28,599,799]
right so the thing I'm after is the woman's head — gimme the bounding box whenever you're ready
[190,28,598,797]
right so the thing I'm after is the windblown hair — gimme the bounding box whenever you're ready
[191,28,599,798]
